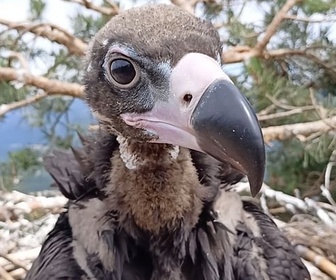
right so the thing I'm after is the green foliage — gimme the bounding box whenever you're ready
[29,0,46,20]
[223,0,336,193]
[301,0,336,14]
[0,82,27,106]
[0,162,15,191]
[0,148,41,191]
[267,136,334,194]
[72,13,110,42]
[8,148,40,171]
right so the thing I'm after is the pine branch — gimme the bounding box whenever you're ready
[0,67,84,97]
[223,47,336,78]
[257,106,315,121]
[0,92,48,117]
[62,0,119,16]
[255,0,301,52]
[284,15,336,23]
[0,67,84,116]
[270,49,336,76]
[262,116,336,143]
[222,0,302,63]
[0,19,86,55]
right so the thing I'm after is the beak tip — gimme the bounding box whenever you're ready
[248,162,265,197]
[250,183,261,197]
[191,78,266,197]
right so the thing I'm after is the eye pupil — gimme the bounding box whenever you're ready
[110,59,136,85]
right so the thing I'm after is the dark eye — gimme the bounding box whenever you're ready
[109,59,138,87]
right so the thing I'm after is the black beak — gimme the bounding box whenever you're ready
[191,79,265,196]
[121,52,265,196]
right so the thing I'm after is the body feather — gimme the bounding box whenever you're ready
[25,134,310,280]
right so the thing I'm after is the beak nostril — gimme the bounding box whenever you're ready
[183,93,193,104]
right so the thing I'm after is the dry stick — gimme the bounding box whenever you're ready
[8,268,26,279]
[0,266,15,280]
[321,150,336,207]
[296,245,336,279]
[0,253,28,272]
[262,116,336,143]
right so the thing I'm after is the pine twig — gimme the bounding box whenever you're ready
[296,245,336,279]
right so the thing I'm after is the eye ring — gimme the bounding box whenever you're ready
[106,56,140,88]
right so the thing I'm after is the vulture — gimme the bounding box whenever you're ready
[25,4,310,280]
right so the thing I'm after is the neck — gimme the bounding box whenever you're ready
[105,137,205,234]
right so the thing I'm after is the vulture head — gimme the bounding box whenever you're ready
[84,4,265,196]
[26,6,311,280]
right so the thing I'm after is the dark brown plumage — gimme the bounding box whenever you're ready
[25,4,310,280]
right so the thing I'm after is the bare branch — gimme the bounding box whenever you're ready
[258,104,276,116]
[222,47,336,79]
[284,14,336,23]
[222,0,302,63]
[62,0,119,16]
[0,19,87,56]
[262,116,336,143]
[0,92,48,117]
[0,67,84,98]
[258,106,315,121]
[222,47,300,63]
[255,0,301,53]
[222,46,258,64]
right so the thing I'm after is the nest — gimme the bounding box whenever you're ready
[0,188,336,280]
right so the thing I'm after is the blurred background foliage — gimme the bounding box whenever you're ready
[0,0,335,197]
